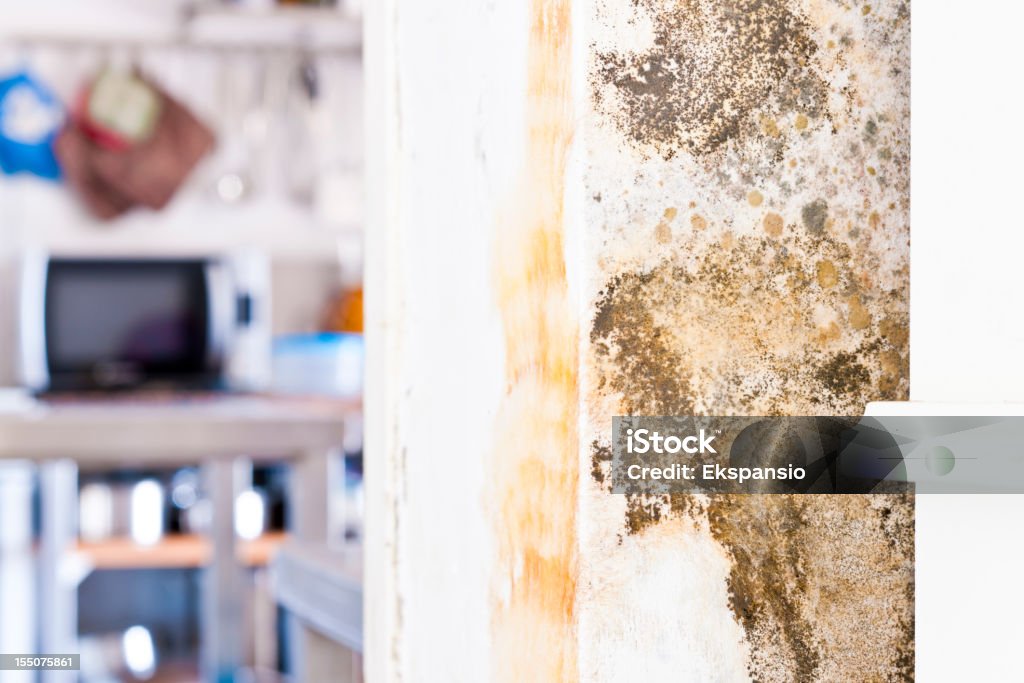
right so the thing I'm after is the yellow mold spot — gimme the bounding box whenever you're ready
[816,260,839,288]
[655,221,672,244]
[816,321,841,346]
[763,212,784,237]
[847,295,872,330]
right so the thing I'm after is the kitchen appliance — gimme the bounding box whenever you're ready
[18,251,270,393]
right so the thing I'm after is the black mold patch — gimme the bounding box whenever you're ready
[589,232,908,417]
[814,350,870,401]
[591,271,696,416]
[588,233,913,680]
[593,0,829,160]
[590,440,612,485]
[802,199,829,234]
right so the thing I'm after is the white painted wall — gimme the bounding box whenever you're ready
[911,3,1024,681]
[363,0,530,679]
[911,2,1024,403]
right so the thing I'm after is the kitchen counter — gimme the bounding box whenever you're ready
[0,392,356,465]
[0,390,360,683]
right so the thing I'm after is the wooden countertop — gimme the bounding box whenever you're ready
[75,532,288,570]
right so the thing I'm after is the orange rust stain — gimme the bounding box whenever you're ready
[491,1,578,681]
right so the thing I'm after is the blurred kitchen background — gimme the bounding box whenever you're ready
[0,0,365,681]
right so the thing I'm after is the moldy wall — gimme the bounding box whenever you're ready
[583,1,912,680]
[364,1,912,680]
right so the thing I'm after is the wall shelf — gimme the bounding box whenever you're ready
[75,532,288,570]
[0,1,362,55]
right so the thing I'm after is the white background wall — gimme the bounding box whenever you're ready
[361,0,532,676]
[912,2,1024,403]
[913,2,1024,680]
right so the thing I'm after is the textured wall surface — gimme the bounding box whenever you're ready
[365,0,912,680]
[583,1,913,681]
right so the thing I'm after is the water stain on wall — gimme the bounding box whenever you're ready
[490,1,578,681]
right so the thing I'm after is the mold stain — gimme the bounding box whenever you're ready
[588,229,913,681]
[593,0,829,161]
[802,199,830,234]
[585,1,911,679]
[764,212,785,237]
[490,1,578,681]
[707,494,915,682]
[591,232,908,418]
[590,270,695,417]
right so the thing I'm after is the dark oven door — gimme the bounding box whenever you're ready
[42,258,221,392]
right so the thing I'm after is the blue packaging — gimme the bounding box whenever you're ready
[0,71,64,180]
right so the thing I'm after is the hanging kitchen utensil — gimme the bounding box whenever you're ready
[55,68,215,219]
[210,54,253,204]
[285,53,320,206]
